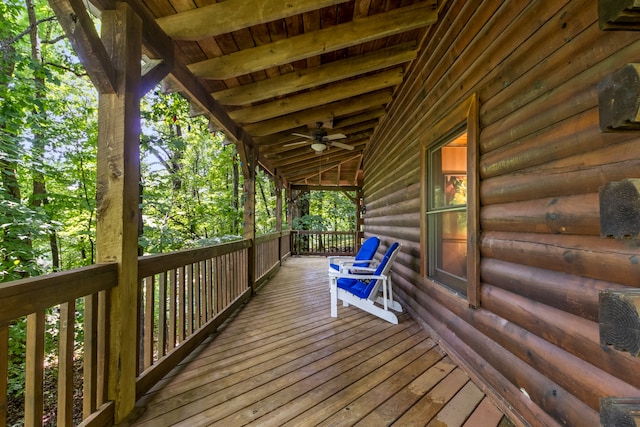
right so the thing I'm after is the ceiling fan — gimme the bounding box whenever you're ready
[285,122,354,152]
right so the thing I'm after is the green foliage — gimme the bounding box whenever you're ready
[294,190,356,231]
[139,91,244,252]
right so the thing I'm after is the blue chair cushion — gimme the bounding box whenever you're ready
[337,277,373,299]
[329,236,380,271]
[336,242,400,299]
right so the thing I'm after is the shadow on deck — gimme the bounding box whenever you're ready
[130,257,513,427]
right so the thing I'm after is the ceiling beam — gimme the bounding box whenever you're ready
[156,0,348,41]
[213,41,417,106]
[243,89,392,137]
[188,2,438,79]
[229,68,403,124]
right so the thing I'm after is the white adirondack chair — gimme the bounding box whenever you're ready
[329,242,403,324]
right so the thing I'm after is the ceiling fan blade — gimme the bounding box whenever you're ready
[291,132,314,139]
[325,133,347,141]
[283,140,310,147]
[330,141,354,150]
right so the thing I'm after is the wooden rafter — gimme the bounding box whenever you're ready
[243,90,392,137]
[229,68,403,124]
[188,2,437,80]
[156,0,349,41]
[212,42,417,106]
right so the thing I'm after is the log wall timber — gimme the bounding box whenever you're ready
[362,0,640,425]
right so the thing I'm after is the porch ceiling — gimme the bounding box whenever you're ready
[88,0,440,186]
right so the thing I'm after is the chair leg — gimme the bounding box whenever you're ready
[330,284,338,318]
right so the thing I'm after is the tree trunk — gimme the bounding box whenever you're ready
[27,0,60,270]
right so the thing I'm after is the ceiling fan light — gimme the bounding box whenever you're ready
[311,142,327,152]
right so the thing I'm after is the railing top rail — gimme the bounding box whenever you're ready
[255,231,284,244]
[0,262,118,325]
[291,230,356,235]
[138,238,252,279]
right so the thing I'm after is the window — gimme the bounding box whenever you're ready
[421,94,479,306]
[426,129,468,294]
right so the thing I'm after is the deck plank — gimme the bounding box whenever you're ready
[131,257,510,427]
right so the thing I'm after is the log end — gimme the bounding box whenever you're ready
[599,0,640,30]
[598,64,640,131]
[599,179,640,239]
[601,398,640,427]
[599,289,640,356]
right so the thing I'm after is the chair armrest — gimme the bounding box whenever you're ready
[329,271,388,281]
[327,255,356,265]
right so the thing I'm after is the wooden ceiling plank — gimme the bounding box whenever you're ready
[213,41,417,106]
[157,0,349,41]
[229,68,403,124]
[283,154,363,182]
[244,89,393,137]
[333,108,387,128]
[188,2,438,79]
[48,0,116,94]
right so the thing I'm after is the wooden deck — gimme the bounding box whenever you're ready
[131,257,513,427]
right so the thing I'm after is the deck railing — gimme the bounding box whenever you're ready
[136,239,252,397]
[0,233,291,427]
[291,230,357,256]
[255,231,291,286]
[0,263,118,427]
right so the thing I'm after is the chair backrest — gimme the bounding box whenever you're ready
[353,236,380,267]
[358,242,401,299]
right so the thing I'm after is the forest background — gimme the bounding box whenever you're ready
[1,0,356,423]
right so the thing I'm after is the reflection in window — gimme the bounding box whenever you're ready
[426,130,468,295]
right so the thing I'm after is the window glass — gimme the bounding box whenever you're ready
[426,131,468,295]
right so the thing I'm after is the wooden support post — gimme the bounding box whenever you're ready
[275,176,283,233]
[600,289,640,356]
[355,188,364,251]
[96,3,142,423]
[239,142,256,293]
[599,0,640,30]
[275,176,283,262]
[600,179,640,239]
[601,398,640,427]
[599,63,640,131]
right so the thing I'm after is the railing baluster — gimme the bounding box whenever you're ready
[57,301,75,427]
[178,266,185,343]
[169,269,177,351]
[25,310,45,427]
[97,290,108,407]
[83,294,98,417]
[206,258,213,321]
[158,272,167,357]
[187,264,194,335]
[193,262,201,329]
[143,276,154,370]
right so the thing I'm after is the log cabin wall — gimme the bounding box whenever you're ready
[363,1,640,426]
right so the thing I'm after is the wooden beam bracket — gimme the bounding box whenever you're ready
[599,289,640,356]
[598,63,640,131]
[599,0,640,30]
[599,179,640,239]
[600,397,640,427]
